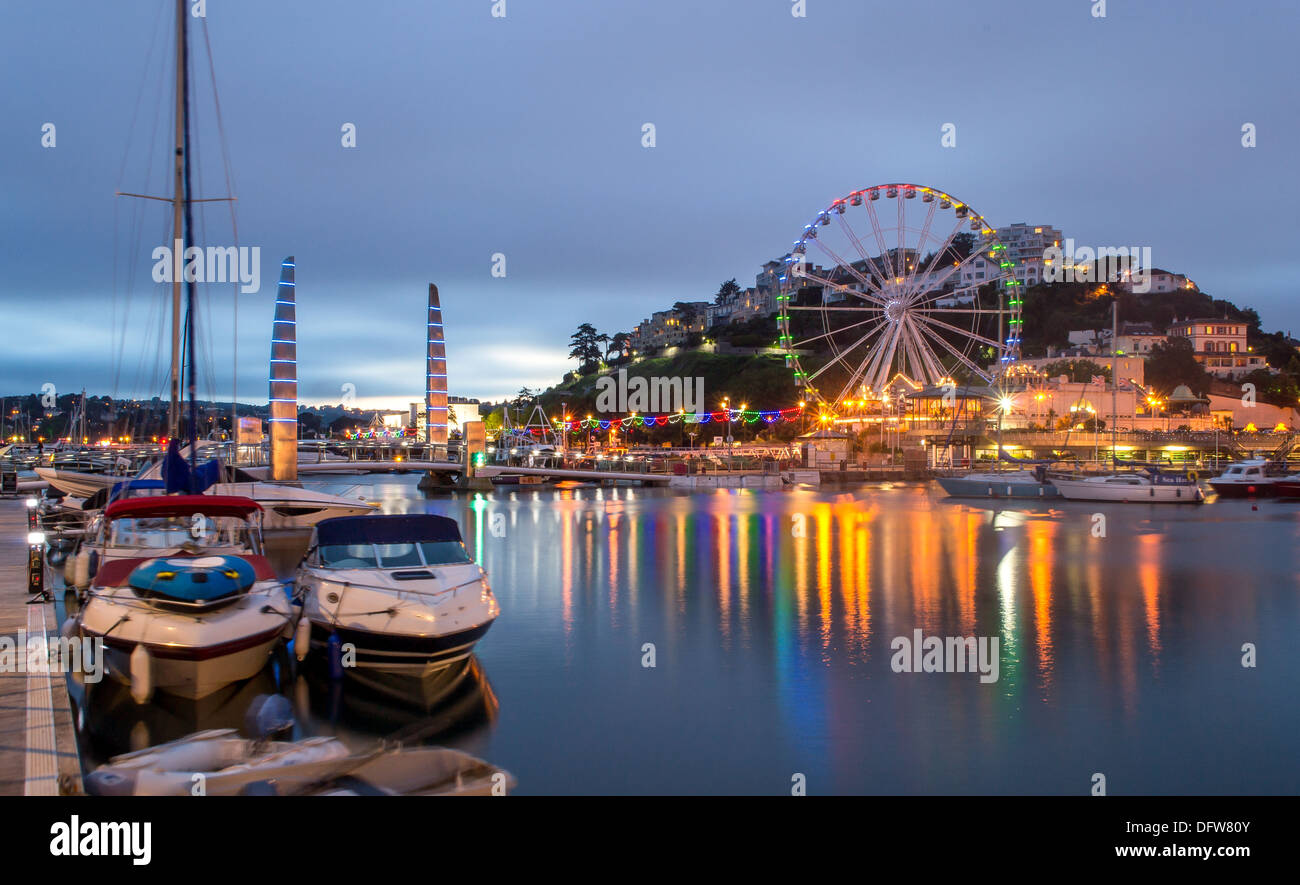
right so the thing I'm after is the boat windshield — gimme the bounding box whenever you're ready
[420,541,473,565]
[318,540,472,569]
[107,515,252,550]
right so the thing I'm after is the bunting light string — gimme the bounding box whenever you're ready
[557,406,805,432]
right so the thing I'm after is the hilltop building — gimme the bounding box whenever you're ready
[961,223,1063,290]
[1166,318,1267,376]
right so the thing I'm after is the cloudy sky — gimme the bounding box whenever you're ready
[2,0,1296,407]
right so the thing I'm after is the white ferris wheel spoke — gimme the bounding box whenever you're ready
[905,315,947,381]
[898,198,940,301]
[789,314,882,350]
[914,318,992,382]
[793,267,887,307]
[834,213,895,296]
[861,197,899,281]
[914,311,1002,351]
[802,318,890,385]
[807,235,889,303]
[900,215,968,305]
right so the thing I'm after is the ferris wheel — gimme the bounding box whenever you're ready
[776,183,1021,408]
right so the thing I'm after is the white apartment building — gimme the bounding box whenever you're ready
[960,223,1063,290]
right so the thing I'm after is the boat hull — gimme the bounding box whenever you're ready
[1208,480,1276,498]
[79,580,293,700]
[936,475,1059,499]
[90,630,287,700]
[1274,480,1300,499]
[306,621,493,674]
[1051,478,1204,503]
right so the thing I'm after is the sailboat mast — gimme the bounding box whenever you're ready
[1111,298,1118,469]
[179,3,199,467]
[169,0,185,441]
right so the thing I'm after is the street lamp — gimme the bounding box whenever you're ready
[722,398,733,471]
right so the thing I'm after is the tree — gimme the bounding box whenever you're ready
[1144,338,1209,395]
[569,323,602,374]
[1039,359,1111,384]
[595,333,611,362]
[672,301,704,326]
[715,278,742,305]
[1238,368,1300,407]
[608,332,631,360]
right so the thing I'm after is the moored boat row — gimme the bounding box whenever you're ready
[62,493,499,702]
[937,459,1300,504]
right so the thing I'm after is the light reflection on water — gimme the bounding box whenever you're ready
[70,477,1300,794]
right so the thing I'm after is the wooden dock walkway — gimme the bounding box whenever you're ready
[0,497,82,795]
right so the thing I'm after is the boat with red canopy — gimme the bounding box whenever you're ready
[76,494,295,702]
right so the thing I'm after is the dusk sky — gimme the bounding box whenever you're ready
[2,0,1296,408]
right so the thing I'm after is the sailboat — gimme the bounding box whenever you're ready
[35,1,374,529]
[935,381,1060,499]
[1048,301,1203,504]
[71,1,301,702]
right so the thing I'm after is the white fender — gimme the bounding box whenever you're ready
[63,549,77,585]
[72,549,90,589]
[294,615,311,662]
[129,644,153,705]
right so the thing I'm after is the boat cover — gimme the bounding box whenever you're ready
[104,494,262,519]
[314,513,463,546]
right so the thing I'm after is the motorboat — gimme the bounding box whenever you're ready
[1049,469,1204,503]
[294,514,499,674]
[1207,459,1277,498]
[83,727,514,796]
[36,462,376,529]
[207,480,375,530]
[65,480,204,590]
[936,467,1059,499]
[1274,475,1300,499]
[76,495,295,701]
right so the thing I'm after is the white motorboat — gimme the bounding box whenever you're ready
[77,495,295,701]
[36,464,376,529]
[35,466,125,499]
[207,481,375,530]
[64,480,174,591]
[1207,459,1277,498]
[83,727,514,796]
[1049,470,1204,503]
[294,514,499,674]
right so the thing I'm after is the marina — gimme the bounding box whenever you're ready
[7,475,1300,796]
[2,3,1297,870]
[4,460,1300,795]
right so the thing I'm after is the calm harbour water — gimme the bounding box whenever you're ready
[67,477,1300,794]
